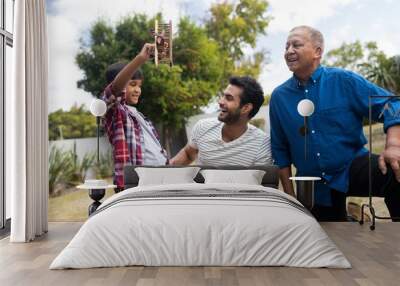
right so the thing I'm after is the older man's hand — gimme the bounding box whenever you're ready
[379,145,400,182]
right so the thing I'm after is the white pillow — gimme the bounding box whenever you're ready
[135,167,200,186]
[200,169,266,185]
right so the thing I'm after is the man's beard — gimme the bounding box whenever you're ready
[218,108,241,124]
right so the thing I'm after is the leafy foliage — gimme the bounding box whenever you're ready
[48,144,113,196]
[75,2,271,153]
[93,149,114,178]
[249,118,265,130]
[206,0,270,60]
[75,1,270,127]
[323,41,400,94]
[323,40,364,71]
[263,94,271,106]
[48,104,96,140]
[70,142,96,184]
[75,16,222,153]
[48,145,75,195]
[75,14,225,124]
[206,0,271,90]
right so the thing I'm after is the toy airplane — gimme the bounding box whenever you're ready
[151,20,173,67]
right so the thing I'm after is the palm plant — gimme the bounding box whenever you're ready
[68,141,96,183]
[70,151,96,184]
[49,143,99,195]
[48,145,75,195]
[389,55,400,94]
[94,149,114,179]
[358,48,398,93]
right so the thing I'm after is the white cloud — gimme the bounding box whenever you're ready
[259,58,292,95]
[366,20,399,56]
[318,10,400,57]
[267,0,355,34]
[325,24,352,50]
[48,13,93,111]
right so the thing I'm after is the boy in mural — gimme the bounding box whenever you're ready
[102,43,168,193]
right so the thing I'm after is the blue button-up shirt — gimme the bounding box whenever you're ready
[269,65,400,206]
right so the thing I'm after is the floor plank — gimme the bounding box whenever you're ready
[0,222,399,286]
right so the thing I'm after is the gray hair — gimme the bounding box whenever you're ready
[290,25,324,53]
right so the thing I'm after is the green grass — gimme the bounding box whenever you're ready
[347,197,390,219]
[364,123,385,154]
[48,180,115,222]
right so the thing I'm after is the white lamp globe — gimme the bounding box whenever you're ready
[297,99,315,117]
[90,99,107,117]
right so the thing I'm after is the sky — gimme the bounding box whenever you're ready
[46,0,400,113]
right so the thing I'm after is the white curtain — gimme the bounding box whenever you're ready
[8,0,48,242]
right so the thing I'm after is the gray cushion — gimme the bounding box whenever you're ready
[124,165,279,189]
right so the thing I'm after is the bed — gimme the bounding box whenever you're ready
[50,165,351,269]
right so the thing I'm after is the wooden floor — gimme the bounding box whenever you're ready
[0,222,399,286]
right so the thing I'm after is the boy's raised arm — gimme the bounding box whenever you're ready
[111,43,154,95]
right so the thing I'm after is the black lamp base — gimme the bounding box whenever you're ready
[88,188,105,216]
[296,181,314,210]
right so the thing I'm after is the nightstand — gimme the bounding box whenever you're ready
[77,181,116,216]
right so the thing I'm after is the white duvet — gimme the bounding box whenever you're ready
[50,183,351,269]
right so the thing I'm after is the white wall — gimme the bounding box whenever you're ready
[49,136,112,161]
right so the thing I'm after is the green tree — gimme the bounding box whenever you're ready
[323,40,364,71]
[76,14,226,152]
[389,55,400,91]
[48,104,96,140]
[205,0,271,90]
[141,17,224,129]
[76,15,152,96]
[48,145,75,195]
[75,4,271,152]
[263,94,271,106]
[323,41,400,93]
[354,42,398,93]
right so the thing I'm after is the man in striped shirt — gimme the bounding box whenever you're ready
[170,76,272,166]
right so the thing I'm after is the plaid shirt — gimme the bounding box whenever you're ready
[102,84,167,188]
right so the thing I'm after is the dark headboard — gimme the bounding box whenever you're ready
[124,165,280,189]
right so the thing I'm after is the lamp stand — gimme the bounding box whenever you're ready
[304,116,308,161]
[96,116,100,166]
[359,95,400,230]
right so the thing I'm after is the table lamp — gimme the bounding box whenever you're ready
[297,99,315,160]
[291,99,319,210]
[90,99,107,165]
[82,99,109,216]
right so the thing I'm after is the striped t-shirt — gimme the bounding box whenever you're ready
[189,118,272,166]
